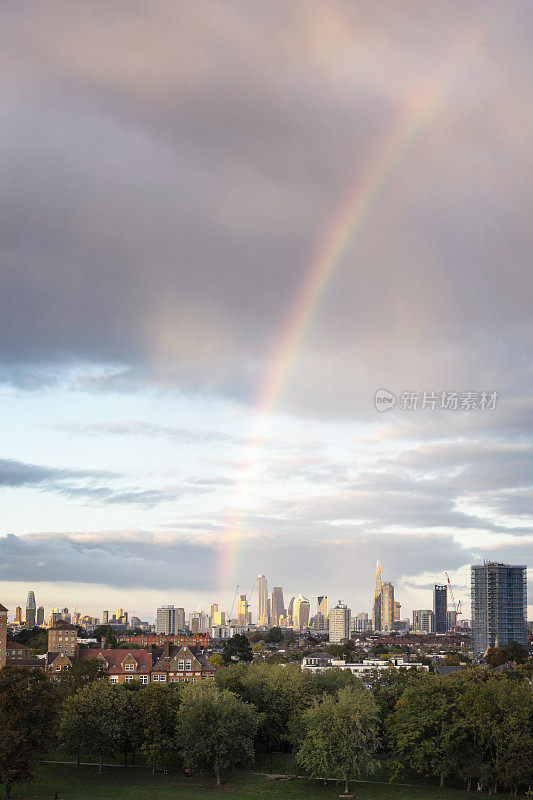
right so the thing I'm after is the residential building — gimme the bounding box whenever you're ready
[76,648,153,684]
[118,632,210,648]
[447,609,457,631]
[257,574,269,626]
[151,645,215,683]
[7,643,32,661]
[380,582,394,631]
[471,562,527,654]
[412,609,434,634]
[433,585,447,633]
[25,591,36,629]
[156,605,176,635]
[328,601,350,643]
[371,560,382,630]
[292,595,310,629]
[271,587,285,626]
[47,620,78,656]
[394,602,401,622]
[0,604,7,668]
[302,654,429,676]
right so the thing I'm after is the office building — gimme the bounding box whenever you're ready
[471,562,527,654]
[380,582,394,631]
[25,591,36,629]
[372,561,382,630]
[328,601,351,643]
[212,609,226,626]
[271,587,285,626]
[433,585,447,634]
[210,603,218,620]
[176,607,186,631]
[318,595,328,620]
[257,574,269,626]
[355,612,370,632]
[36,606,45,626]
[156,605,176,635]
[237,595,251,626]
[412,609,434,634]
[14,606,22,625]
[394,602,401,621]
[292,595,311,629]
[447,609,456,631]
[102,610,109,624]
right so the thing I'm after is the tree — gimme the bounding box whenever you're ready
[176,682,258,786]
[59,681,125,771]
[139,685,179,772]
[222,634,252,664]
[115,688,144,767]
[264,627,284,644]
[0,666,61,799]
[485,641,529,667]
[294,684,379,795]
[207,652,225,669]
[92,625,117,648]
[56,658,107,696]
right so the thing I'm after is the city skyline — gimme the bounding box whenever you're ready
[0,2,532,620]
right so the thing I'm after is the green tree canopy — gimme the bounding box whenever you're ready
[294,684,379,795]
[222,633,253,664]
[176,681,258,786]
[0,666,61,799]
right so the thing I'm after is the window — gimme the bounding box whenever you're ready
[185,660,192,670]
[110,676,119,684]
[159,674,166,682]
[125,663,134,671]
[153,674,159,681]
[125,675,133,683]
[140,675,148,684]
[178,660,184,670]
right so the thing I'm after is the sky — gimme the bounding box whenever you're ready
[1,0,532,623]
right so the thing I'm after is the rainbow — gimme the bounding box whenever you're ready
[218,24,488,596]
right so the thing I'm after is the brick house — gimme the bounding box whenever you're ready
[46,651,74,675]
[77,648,154,684]
[118,633,210,649]
[150,645,215,684]
[47,620,78,657]
[6,643,32,661]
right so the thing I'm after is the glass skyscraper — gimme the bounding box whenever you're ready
[471,562,527,654]
[433,584,447,633]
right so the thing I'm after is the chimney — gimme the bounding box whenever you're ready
[164,639,170,658]
[100,636,106,649]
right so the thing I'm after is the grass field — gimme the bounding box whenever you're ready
[2,762,496,800]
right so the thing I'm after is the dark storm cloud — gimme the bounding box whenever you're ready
[0,1,532,416]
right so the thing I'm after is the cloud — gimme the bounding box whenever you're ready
[0,1,532,418]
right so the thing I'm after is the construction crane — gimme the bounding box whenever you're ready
[229,585,240,621]
[445,572,462,633]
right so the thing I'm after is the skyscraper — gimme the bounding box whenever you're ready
[287,596,295,626]
[371,560,382,630]
[176,607,186,630]
[292,595,310,629]
[237,595,250,626]
[156,605,176,635]
[433,585,447,633]
[102,610,109,624]
[471,562,527,654]
[317,595,328,618]
[14,607,22,625]
[328,601,351,643]
[25,591,36,628]
[36,606,45,626]
[257,574,269,626]
[394,601,401,622]
[271,587,285,626]
[412,609,434,634]
[380,582,394,631]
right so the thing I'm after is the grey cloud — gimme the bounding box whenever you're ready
[0,1,532,418]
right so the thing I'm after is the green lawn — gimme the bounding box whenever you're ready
[2,763,498,800]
